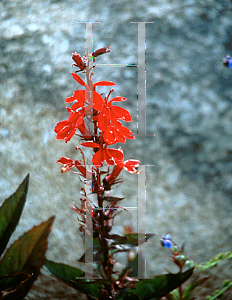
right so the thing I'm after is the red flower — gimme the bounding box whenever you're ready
[54,72,118,143]
[57,157,75,173]
[98,95,132,132]
[103,121,135,145]
[80,141,124,167]
[57,157,92,178]
[104,159,140,185]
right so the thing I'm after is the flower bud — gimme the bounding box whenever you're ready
[92,46,111,58]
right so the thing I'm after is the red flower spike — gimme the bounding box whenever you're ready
[57,157,75,173]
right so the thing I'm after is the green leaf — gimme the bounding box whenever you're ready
[0,174,29,257]
[124,268,194,300]
[0,216,55,299]
[44,259,108,299]
[44,259,85,281]
[182,277,209,300]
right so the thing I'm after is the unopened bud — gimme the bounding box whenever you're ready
[92,46,111,58]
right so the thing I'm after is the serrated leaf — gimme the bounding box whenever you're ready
[44,259,107,299]
[0,216,55,276]
[0,174,29,257]
[124,268,194,300]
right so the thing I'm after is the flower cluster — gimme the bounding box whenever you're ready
[54,47,137,172]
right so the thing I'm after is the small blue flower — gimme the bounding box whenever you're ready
[163,240,172,248]
[223,55,232,68]
[160,234,172,248]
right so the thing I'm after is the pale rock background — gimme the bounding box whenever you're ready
[0,0,232,299]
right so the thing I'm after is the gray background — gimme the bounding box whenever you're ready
[1,0,232,299]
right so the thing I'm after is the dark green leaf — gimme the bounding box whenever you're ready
[124,268,194,300]
[0,174,29,257]
[44,259,85,281]
[0,273,34,300]
[0,273,31,292]
[44,259,107,299]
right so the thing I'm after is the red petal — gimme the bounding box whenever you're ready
[54,120,70,133]
[123,159,140,173]
[66,95,76,103]
[93,81,116,87]
[103,127,117,145]
[80,142,99,148]
[71,73,87,87]
[110,106,132,121]
[98,108,110,131]
[119,126,135,139]
[108,96,127,105]
[106,148,124,164]
[93,91,104,111]
[64,127,76,143]
[92,150,104,167]
[57,157,74,165]
[66,90,86,104]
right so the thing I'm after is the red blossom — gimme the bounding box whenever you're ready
[57,157,93,178]
[98,95,132,132]
[80,141,124,167]
[103,122,135,145]
[104,159,140,186]
[57,157,75,173]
